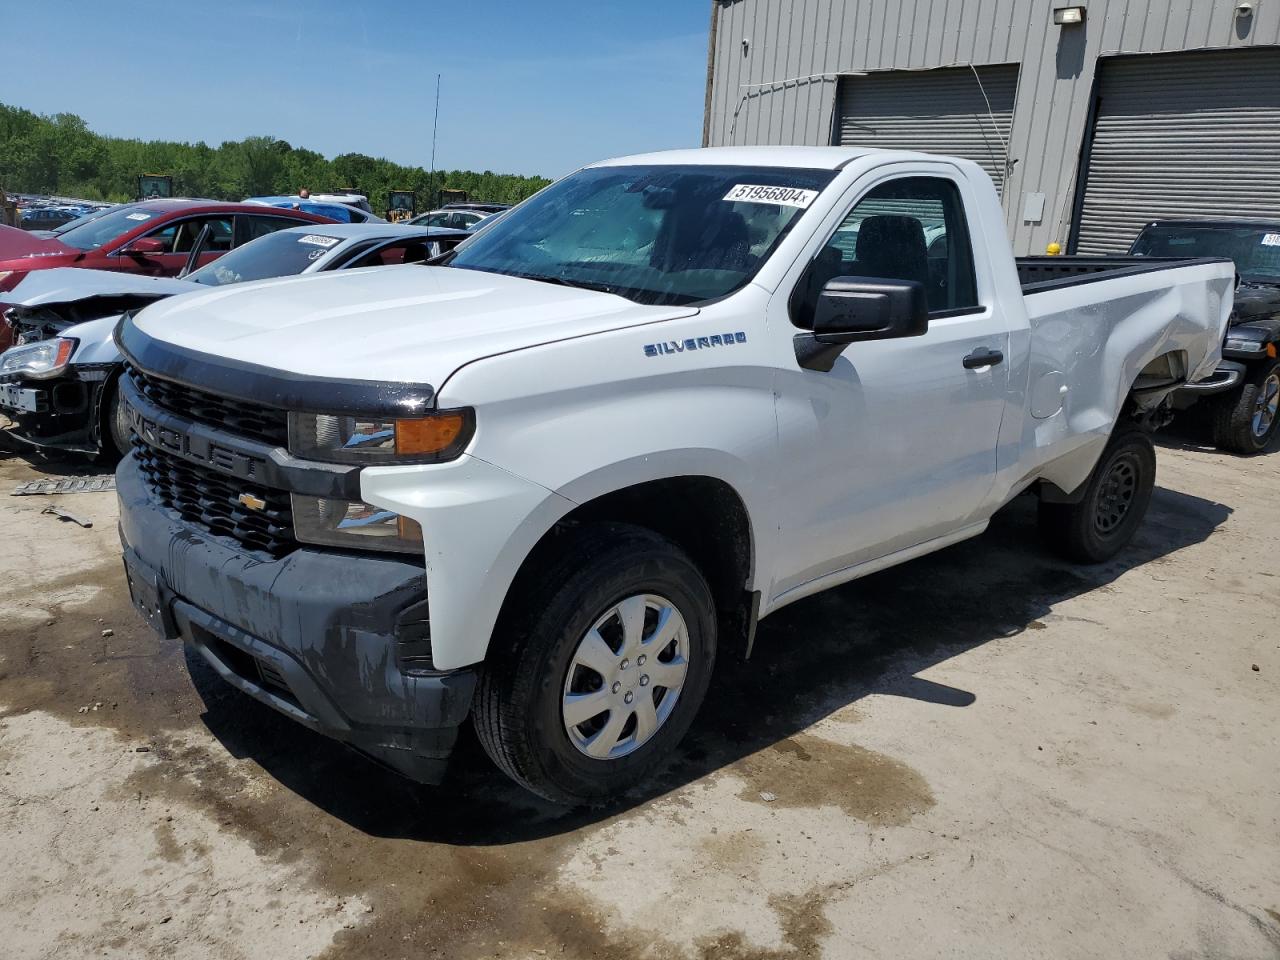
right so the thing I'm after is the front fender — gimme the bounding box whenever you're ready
[361,455,575,671]
[66,313,125,365]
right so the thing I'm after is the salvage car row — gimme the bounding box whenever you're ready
[0,145,1268,805]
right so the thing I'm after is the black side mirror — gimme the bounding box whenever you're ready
[794,276,930,371]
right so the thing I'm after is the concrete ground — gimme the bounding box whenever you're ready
[0,426,1276,960]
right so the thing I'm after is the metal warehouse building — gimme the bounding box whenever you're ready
[702,0,1280,254]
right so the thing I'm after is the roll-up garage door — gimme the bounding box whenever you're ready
[1075,48,1280,254]
[836,65,1018,196]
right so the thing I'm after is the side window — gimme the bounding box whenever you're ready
[235,215,310,247]
[790,176,978,328]
[346,241,433,269]
[143,222,180,253]
[158,216,233,253]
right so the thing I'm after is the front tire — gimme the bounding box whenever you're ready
[474,523,717,805]
[1039,425,1156,564]
[1211,358,1280,455]
[102,382,133,461]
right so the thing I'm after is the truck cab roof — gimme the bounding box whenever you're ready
[589,144,940,170]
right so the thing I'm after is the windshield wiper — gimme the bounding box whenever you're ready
[514,272,621,296]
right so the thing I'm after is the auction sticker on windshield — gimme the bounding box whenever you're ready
[298,235,340,248]
[723,184,818,209]
[126,212,151,221]
[1261,233,1280,247]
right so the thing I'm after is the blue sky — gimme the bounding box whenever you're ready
[4,0,711,178]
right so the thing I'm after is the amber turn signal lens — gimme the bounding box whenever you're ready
[1267,343,1277,359]
[395,412,468,456]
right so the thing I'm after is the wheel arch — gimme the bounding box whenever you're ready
[494,473,758,662]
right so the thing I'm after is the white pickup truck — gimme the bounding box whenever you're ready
[114,146,1232,804]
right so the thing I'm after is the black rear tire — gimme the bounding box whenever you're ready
[474,522,716,805]
[1211,358,1280,455]
[1039,425,1156,564]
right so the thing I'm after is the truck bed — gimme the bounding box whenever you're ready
[1017,256,1232,295]
[1010,254,1235,496]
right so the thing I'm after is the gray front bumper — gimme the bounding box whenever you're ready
[116,454,476,783]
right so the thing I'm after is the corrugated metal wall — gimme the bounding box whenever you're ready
[704,0,1280,254]
[836,64,1019,195]
[1076,47,1280,252]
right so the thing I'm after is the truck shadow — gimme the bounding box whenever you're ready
[190,484,1231,844]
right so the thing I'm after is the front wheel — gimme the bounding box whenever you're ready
[1211,358,1280,455]
[1039,425,1156,564]
[99,381,134,462]
[474,523,716,805]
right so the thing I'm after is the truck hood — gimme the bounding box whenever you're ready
[131,265,698,386]
[1233,282,1280,324]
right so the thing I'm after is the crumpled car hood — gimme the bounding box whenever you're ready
[8,267,193,307]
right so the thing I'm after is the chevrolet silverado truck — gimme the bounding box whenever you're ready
[1129,219,1280,454]
[114,147,1232,804]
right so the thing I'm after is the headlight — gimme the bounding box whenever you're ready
[0,337,76,380]
[288,408,474,464]
[291,494,424,554]
[1224,337,1265,354]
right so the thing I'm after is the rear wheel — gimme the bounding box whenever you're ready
[1211,358,1280,455]
[474,523,716,805]
[1039,425,1156,564]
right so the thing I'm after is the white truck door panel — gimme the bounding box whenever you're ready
[771,312,1008,596]
[765,166,1009,601]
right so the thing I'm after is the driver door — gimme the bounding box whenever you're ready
[767,168,1010,601]
[130,216,233,276]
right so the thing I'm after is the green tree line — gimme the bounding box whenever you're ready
[0,102,551,210]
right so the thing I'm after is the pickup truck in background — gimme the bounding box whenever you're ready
[1129,219,1280,454]
[114,147,1232,804]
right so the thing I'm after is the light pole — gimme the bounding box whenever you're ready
[430,73,441,205]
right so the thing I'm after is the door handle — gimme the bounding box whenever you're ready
[963,347,1004,370]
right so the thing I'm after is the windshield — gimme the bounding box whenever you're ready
[447,164,836,305]
[50,206,119,235]
[1131,224,1280,283]
[55,205,164,251]
[186,230,343,286]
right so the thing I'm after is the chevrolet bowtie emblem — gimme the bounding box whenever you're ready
[238,492,267,511]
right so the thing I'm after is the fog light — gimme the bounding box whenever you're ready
[291,494,424,554]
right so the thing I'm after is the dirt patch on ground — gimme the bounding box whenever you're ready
[734,734,934,825]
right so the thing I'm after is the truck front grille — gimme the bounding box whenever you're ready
[126,365,289,447]
[133,441,296,558]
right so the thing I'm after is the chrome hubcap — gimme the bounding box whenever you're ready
[1095,455,1138,535]
[1252,373,1279,439]
[561,594,690,760]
